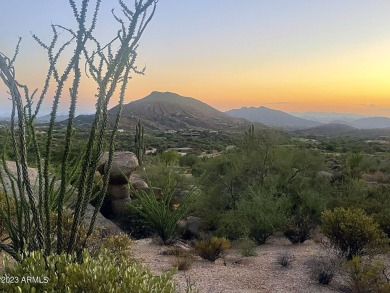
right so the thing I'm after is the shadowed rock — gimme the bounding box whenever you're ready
[98,151,139,184]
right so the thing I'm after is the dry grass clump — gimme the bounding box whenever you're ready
[308,255,341,285]
[160,246,195,271]
[195,237,230,262]
[277,251,294,268]
[172,254,194,271]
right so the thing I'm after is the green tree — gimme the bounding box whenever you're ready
[160,150,181,165]
[179,153,200,168]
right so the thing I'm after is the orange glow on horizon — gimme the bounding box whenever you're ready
[9,36,390,117]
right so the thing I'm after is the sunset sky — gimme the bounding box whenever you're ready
[1,1,390,116]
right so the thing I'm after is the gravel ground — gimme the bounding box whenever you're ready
[132,236,349,293]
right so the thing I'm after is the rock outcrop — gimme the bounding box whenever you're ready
[0,160,121,235]
[97,151,148,218]
[98,151,139,184]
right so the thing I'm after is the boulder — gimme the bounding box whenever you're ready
[1,161,122,236]
[0,161,39,197]
[131,180,148,191]
[129,172,148,190]
[316,171,333,179]
[99,151,139,184]
[83,204,121,235]
[179,216,202,239]
[107,183,130,200]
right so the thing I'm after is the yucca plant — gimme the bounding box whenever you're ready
[131,176,198,244]
[0,0,159,260]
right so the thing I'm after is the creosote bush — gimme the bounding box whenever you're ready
[0,249,176,293]
[195,237,230,262]
[346,256,390,293]
[321,207,389,259]
[238,238,257,257]
[98,233,133,260]
[49,210,101,254]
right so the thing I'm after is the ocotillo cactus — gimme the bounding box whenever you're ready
[135,118,145,164]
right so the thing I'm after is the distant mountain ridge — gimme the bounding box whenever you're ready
[291,123,390,138]
[4,91,389,133]
[227,106,390,130]
[290,111,367,123]
[348,117,390,129]
[226,106,322,129]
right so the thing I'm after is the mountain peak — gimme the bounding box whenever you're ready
[108,92,250,131]
[147,91,180,98]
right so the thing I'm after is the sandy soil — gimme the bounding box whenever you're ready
[132,236,349,293]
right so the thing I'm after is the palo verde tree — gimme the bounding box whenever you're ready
[0,0,159,260]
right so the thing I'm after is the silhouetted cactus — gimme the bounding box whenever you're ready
[135,119,145,165]
[0,0,159,260]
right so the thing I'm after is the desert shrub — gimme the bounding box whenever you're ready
[142,163,191,191]
[131,179,198,244]
[219,188,290,244]
[346,256,390,293]
[195,237,230,262]
[283,214,314,244]
[238,238,257,257]
[172,255,194,271]
[179,153,200,168]
[170,249,194,271]
[0,191,17,238]
[49,210,102,254]
[98,233,133,260]
[345,152,364,179]
[194,132,283,229]
[160,150,181,165]
[283,191,324,244]
[277,251,294,267]
[373,210,390,239]
[334,183,390,239]
[0,249,176,293]
[308,256,340,285]
[321,208,389,259]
